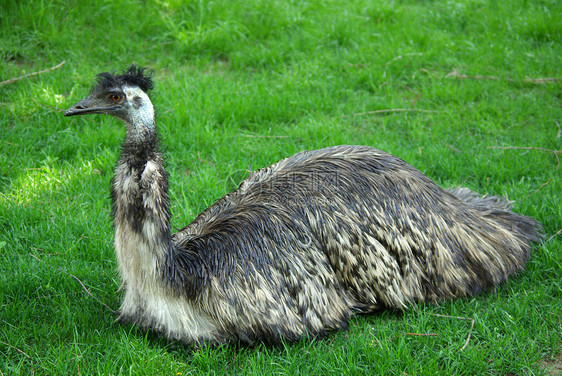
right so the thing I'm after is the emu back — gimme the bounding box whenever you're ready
[166,145,541,343]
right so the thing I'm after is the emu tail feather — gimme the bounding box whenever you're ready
[447,186,544,244]
[439,186,544,298]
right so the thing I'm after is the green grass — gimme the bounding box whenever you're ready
[1,0,561,374]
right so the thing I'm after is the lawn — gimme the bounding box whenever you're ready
[1,0,561,374]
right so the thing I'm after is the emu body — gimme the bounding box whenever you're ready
[65,66,542,346]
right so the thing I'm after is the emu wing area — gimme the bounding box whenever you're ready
[168,145,535,343]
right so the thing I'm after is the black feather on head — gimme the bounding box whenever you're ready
[95,65,154,93]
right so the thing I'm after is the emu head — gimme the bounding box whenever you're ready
[64,65,155,129]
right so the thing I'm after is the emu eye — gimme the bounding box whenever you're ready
[109,94,121,102]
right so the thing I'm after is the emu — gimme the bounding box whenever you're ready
[64,65,542,346]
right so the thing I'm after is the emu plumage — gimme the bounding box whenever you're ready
[64,65,542,346]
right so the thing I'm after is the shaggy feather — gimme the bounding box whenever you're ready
[95,65,154,94]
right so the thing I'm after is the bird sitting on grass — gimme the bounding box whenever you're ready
[64,65,543,346]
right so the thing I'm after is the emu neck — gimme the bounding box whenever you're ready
[112,113,171,289]
[121,125,160,170]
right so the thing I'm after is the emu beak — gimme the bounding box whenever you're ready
[64,96,96,116]
[64,95,120,117]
